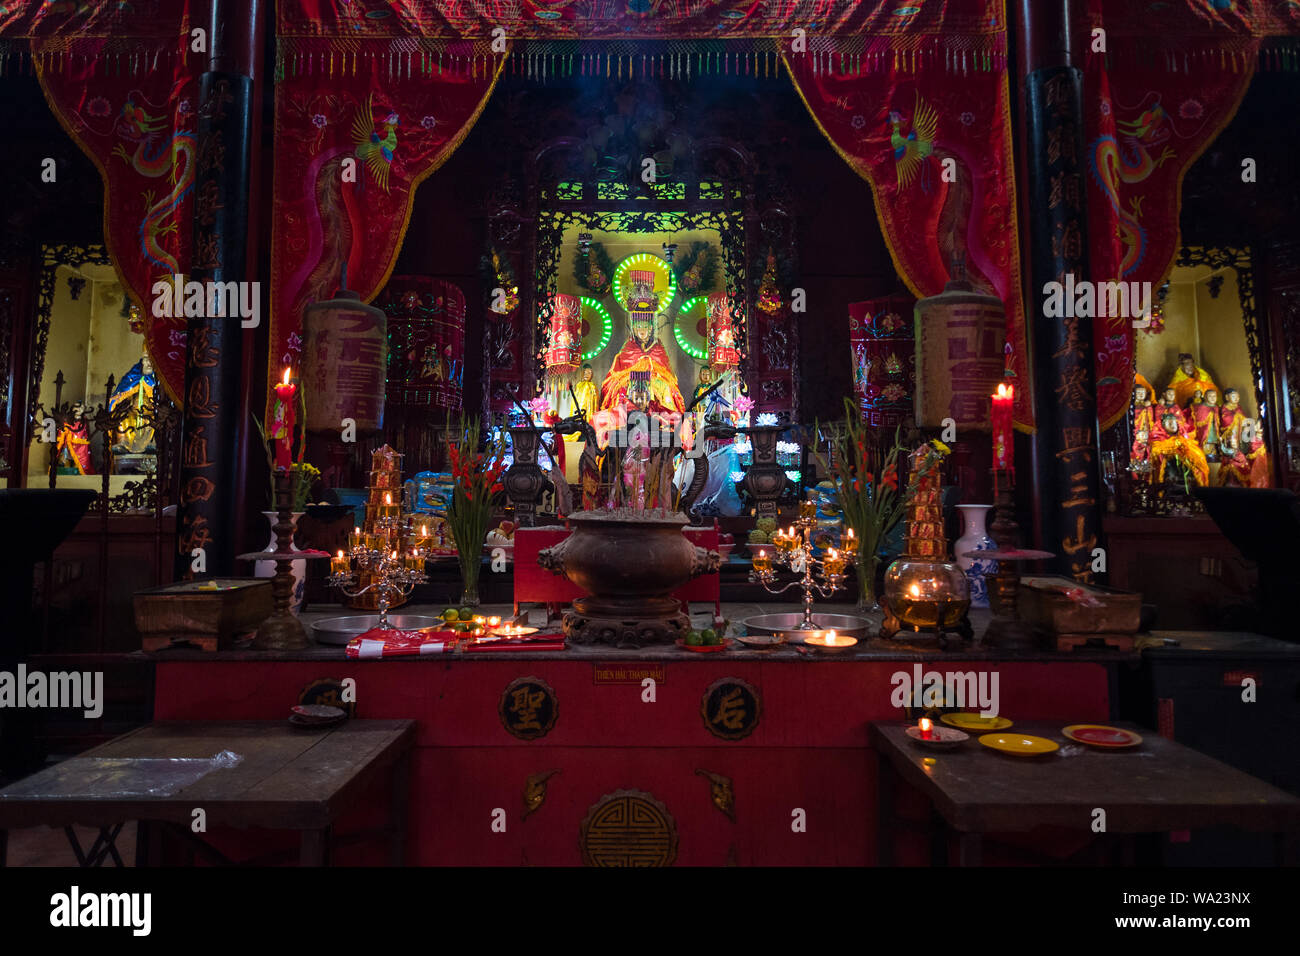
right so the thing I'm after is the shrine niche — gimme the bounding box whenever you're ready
[24,243,179,513]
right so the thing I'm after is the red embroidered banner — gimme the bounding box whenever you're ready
[268,42,503,420]
[1082,0,1300,429]
[784,15,1031,428]
[17,8,199,405]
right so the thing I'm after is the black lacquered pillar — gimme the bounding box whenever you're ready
[1017,0,1104,582]
[176,0,263,577]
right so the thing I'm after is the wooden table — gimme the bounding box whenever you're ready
[871,721,1300,866]
[0,720,414,867]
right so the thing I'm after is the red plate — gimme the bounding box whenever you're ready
[675,638,732,653]
[1062,724,1143,748]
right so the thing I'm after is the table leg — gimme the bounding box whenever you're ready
[135,820,153,867]
[390,751,411,866]
[0,829,7,867]
[957,833,983,867]
[875,755,896,866]
[930,810,949,866]
[300,827,331,867]
[1276,831,1299,867]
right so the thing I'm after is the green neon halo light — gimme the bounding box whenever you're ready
[612,252,676,314]
[580,296,612,361]
[673,295,709,361]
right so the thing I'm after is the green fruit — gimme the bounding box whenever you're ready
[701,628,719,645]
[442,608,459,622]
[747,530,769,544]
[685,631,703,646]
[756,517,778,533]
[459,607,474,619]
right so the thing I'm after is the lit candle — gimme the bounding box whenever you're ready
[331,549,349,575]
[910,583,921,598]
[919,717,933,740]
[752,549,771,573]
[487,616,501,627]
[992,382,1014,472]
[273,367,296,472]
[825,629,838,646]
[348,526,363,550]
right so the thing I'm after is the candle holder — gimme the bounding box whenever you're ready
[327,506,433,629]
[238,468,331,650]
[748,491,855,633]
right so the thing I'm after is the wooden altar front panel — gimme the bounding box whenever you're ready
[153,657,1110,866]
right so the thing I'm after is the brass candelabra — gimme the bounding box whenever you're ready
[749,496,856,632]
[328,510,434,629]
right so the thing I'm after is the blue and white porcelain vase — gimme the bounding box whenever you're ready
[954,504,996,609]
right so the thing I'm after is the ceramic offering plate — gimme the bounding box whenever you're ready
[289,704,346,730]
[941,713,1013,733]
[1062,724,1143,749]
[978,733,1059,756]
[734,633,787,650]
[676,638,732,653]
[905,725,969,750]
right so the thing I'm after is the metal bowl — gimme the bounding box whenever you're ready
[311,614,443,645]
[742,612,874,642]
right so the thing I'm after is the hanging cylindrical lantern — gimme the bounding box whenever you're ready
[706,291,740,369]
[544,292,581,385]
[302,288,387,436]
[913,275,1007,431]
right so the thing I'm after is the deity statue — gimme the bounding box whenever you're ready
[572,363,599,424]
[1218,388,1245,458]
[599,272,685,420]
[109,353,157,454]
[1131,384,1157,473]
[1218,416,1272,488]
[1153,386,1187,432]
[55,402,92,475]
[1191,388,1221,461]
[1150,410,1209,487]
[1166,353,1219,409]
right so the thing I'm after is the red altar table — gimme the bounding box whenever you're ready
[511,524,721,617]
[149,643,1120,867]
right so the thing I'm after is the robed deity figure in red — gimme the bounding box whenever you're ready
[599,270,686,421]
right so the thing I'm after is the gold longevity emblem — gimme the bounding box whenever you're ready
[701,677,761,740]
[580,789,677,867]
[499,676,558,740]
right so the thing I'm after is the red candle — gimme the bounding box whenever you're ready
[991,382,1014,472]
[273,367,297,472]
[919,717,933,740]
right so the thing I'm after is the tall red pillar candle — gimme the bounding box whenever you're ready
[273,367,297,472]
[991,382,1014,472]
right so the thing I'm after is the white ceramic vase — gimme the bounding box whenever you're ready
[255,511,307,613]
[954,504,996,609]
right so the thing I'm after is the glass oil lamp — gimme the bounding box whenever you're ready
[880,443,972,641]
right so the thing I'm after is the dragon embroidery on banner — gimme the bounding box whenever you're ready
[109,93,196,277]
[887,91,1001,297]
[1088,100,1176,277]
[284,93,399,327]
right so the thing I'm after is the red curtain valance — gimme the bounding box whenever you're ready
[1083,0,1300,429]
[278,0,1000,41]
[267,39,503,419]
[26,10,200,406]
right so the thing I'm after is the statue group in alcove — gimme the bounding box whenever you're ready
[1131,353,1270,489]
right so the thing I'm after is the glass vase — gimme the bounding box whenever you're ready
[855,553,880,612]
[458,554,481,608]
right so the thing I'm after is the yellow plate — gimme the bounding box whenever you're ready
[978,733,1060,756]
[941,713,1013,732]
